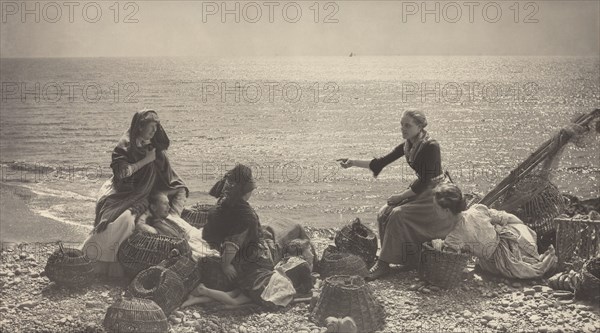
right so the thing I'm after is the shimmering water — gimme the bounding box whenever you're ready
[1,56,598,231]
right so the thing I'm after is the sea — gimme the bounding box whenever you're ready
[1,56,599,234]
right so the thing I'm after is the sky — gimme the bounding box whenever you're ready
[0,0,599,57]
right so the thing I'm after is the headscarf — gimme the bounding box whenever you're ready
[208,164,256,205]
[202,164,258,245]
[110,110,170,193]
[127,110,170,153]
[404,130,433,164]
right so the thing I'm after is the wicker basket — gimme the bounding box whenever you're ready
[501,176,566,236]
[117,231,192,277]
[128,266,186,315]
[103,297,168,333]
[44,244,95,287]
[181,203,213,229]
[196,255,237,292]
[319,246,369,279]
[575,256,600,302]
[555,217,600,269]
[311,275,385,333]
[157,250,202,292]
[418,242,470,289]
[334,218,378,267]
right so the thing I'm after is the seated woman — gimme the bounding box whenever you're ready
[431,183,557,279]
[81,110,188,278]
[339,110,453,280]
[191,164,314,307]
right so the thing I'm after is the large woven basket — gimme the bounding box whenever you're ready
[418,242,470,289]
[181,203,213,229]
[499,175,565,238]
[196,255,237,292]
[311,275,385,332]
[128,266,186,315]
[157,250,202,292]
[118,231,192,277]
[44,244,95,287]
[319,246,369,279]
[334,218,378,267]
[555,217,600,269]
[103,297,168,333]
[575,256,600,302]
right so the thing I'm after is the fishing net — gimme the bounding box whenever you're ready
[479,110,599,251]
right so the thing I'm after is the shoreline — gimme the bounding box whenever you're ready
[0,183,90,244]
[1,177,598,245]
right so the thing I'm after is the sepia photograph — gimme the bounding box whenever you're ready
[0,0,599,332]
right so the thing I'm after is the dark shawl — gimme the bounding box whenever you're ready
[202,164,259,247]
[93,110,188,233]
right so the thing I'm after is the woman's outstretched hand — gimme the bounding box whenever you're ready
[337,158,353,169]
[222,263,238,281]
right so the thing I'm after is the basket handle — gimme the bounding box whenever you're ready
[169,248,181,259]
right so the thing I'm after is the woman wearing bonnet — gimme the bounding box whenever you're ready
[339,110,454,280]
[81,109,188,278]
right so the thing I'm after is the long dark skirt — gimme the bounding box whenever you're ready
[377,188,455,267]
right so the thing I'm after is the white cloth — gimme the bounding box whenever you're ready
[260,270,296,307]
[166,214,219,261]
[81,209,136,263]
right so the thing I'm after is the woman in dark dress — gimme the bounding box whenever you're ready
[201,164,313,306]
[339,110,454,280]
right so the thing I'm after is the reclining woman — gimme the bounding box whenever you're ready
[431,183,557,279]
[81,110,188,278]
[135,192,217,261]
[192,164,315,307]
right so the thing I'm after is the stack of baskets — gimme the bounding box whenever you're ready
[103,297,168,333]
[181,203,213,229]
[555,215,600,270]
[44,243,95,287]
[311,275,385,332]
[418,242,470,289]
[117,231,192,277]
[334,218,378,267]
[319,246,369,279]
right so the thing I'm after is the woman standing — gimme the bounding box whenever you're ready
[339,110,454,280]
[82,109,188,277]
